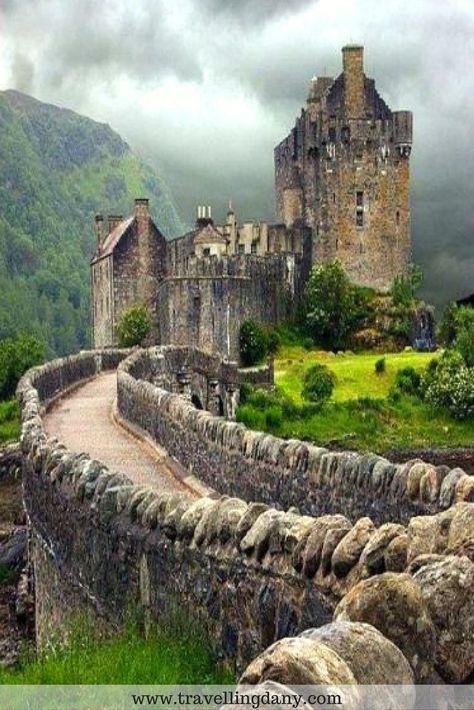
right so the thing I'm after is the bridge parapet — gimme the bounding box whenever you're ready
[16,349,474,683]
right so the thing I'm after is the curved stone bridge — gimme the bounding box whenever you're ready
[14,347,474,696]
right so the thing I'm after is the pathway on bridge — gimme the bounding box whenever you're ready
[44,372,199,498]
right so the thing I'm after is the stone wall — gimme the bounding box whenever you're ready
[156,254,304,360]
[17,351,474,681]
[118,348,474,525]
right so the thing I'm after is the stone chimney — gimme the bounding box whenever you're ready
[108,215,123,233]
[95,214,104,253]
[196,205,213,228]
[134,197,150,222]
[342,45,365,119]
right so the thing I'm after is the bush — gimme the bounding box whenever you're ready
[391,264,423,307]
[265,328,280,356]
[437,302,458,346]
[454,307,474,367]
[265,406,283,429]
[239,320,268,366]
[304,260,372,350]
[239,383,253,404]
[117,305,151,347]
[423,350,474,419]
[301,363,335,408]
[375,357,386,374]
[394,366,421,396]
[0,334,45,400]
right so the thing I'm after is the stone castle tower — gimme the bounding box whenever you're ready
[274,45,413,291]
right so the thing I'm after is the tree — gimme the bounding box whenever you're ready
[0,333,45,400]
[304,260,370,350]
[391,264,423,307]
[239,320,268,366]
[116,305,151,348]
[454,306,474,367]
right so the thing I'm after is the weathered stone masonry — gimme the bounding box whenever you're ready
[17,352,474,684]
[118,348,474,526]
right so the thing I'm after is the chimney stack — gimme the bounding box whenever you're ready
[196,205,214,227]
[342,45,365,119]
[108,215,123,233]
[134,197,150,220]
[95,214,104,253]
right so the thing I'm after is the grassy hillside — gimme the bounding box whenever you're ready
[0,89,185,357]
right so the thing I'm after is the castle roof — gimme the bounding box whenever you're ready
[194,223,228,245]
[99,216,135,257]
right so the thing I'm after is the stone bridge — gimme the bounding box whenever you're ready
[12,347,474,696]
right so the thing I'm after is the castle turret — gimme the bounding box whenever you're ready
[342,44,365,119]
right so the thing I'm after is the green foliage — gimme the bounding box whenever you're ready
[0,618,234,685]
[304,260,371,350]
[0,399,20,443]
[239,320,268,366]
[423,350,474,420]
[453,306,474,367]
[393,366,421,396]
[375,357,386,375]
[391,264,423,307]
[301,363,335,407]
[0,90,184,357]
[0,334,44,400]
[116,305,151,348]
[437,301,459,346]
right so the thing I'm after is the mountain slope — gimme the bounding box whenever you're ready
[0,89,185,356]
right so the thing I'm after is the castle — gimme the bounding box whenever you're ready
[91,46,412,358]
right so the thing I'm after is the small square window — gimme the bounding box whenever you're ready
[202,247,210,257]
[238,244,245,254]
[356,211,364,227]
[356,191,364,207]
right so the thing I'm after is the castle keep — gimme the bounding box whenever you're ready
[91,46,413,355]
[275,45,412,290]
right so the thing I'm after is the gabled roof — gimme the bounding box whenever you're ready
[194,223,228,245]
[100,216,135,257]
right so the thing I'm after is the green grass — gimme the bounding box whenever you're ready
[0,399,20,444]
[237,346,474,454]
[275,346,435,403]
[0,620,235,685]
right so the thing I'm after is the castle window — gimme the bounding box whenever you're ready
[341,126,350,143]
[333,193,336,204]
[328,127,336,142]
[356,191,364,207]
[356,191,364,227]
[356,211,364,227]
[203,248,211,257]
[251,242,257,254]
[238,244,245,254]
[396,210,400,225]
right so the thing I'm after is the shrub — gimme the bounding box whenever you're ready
[394,366,421,396]
[391,264,423,307]
[265,328,280,355]
[239,383,253,404]
[0,334,45,400]
[454,307,474,367]
[239,320,268,366]
[375,357,386,374]
[437,302,458,346]
[265,406,283,429]
[117,305,151,347]
[302,337,314,350]
[301,363,335,408]
[423,351,474,419]
[304,261,372,350]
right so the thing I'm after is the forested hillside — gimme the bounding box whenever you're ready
[0,90,185,356]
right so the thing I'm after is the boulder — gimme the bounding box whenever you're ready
[412,555,474,683]
[334,572,435,681]
[384,534,408,572]
[301,515,351,578]
[239,636,357,685]
[359,523,405,574]
[331,517,375,578]
[447,503,474,561]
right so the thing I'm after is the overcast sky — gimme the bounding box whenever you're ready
[1,0,473,307]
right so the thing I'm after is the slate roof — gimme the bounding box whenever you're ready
[194,223,228,245]
[100,216,135,257]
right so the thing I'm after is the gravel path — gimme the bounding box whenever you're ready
[43,372,195,497]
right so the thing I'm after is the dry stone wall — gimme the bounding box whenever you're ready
[118,348,474,525]
[17,350,474,683]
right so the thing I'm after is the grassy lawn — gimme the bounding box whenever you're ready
[237,346,474,454]
[0,400,20,444]
[0,623,235,685]
[275,346,435,403]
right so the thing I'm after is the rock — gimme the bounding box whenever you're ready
[320,522,352,576]
[301,515,351,578]
[384,534,408,572]
[406,462,429,500]
[231,682,313,710]
[301,621,414,691]
[235,503,269,544]
[332,518,376,578]
[215,498,248,544]
[419,467,443,504]
[176,498,215,540]
[239,636,357,685]
[240,509,285,561]
[412,555,474,683]
[439,468,465,508]
[359,523,406,574]
[454,475,474,503]
[446,502,474,560]
[0,528,26,570]
[334,572,435,681]
[406,509,455,563]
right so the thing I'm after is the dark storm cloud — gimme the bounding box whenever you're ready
[1,0,473,307]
